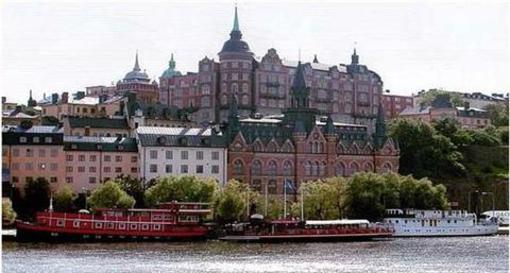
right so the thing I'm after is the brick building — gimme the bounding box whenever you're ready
[117,53,159,104]
[159,7,384,132]
[226,62,399,195]
[382,93,414,119]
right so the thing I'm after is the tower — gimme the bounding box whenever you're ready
[27,90,37,107]
[373,104,387,148]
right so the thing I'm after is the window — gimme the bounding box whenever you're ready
[252,160,262,175]
[39,149,46,157]
[103,166,111,173]
[26,149,33,157]
[268,161,277,175]
[283,161,293,176]
[78,166,85,173]
[115,156,122,162]
[44,137,52,143]
[211,165,219,174]
[66,177,73,183]
[268,180,277,194]
[89,177,96,184]
[90,155,97,162]
[181,165,188,173]
[165,164,173,173]
[66,166,73,172]
[50,163,58,171]
[12,163,19,170]
[78,155,85,161]
[12,176,19,183]
[104,155,111,162]
[33,137,40,143]
[211,151,219,160]
[50,177,58,183]
[181,151,188,160]
[233,160,244,175]
[252,179,262,192]
[89,166,97,173]
[131,156,137,163]
[165,151,173,160]
[12,148,19,157]
[196,151,203,160]
[131,167,137,173]
[115,167,122,173]
[20,137,27,143]
[38,163,46,170]
[50,149,58,157]
[150,164,157,173]
[25,163,33,170]
[150,150,158,159]
[196,165,204,174]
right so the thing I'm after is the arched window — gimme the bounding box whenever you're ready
[221,94,228,106]
[242,94,249,106]
[231,83,238,93]
[319,142,324,153]
[281,142,293,153]
[383,162,392,173]
[233,160,244,175]
[200,96,210,107]
[268,160,277,175]
[314,142,319,153]
[304,162,311,176]
[283,161,293,176]
[266,141,278,152]
[314,162,320,176]
[336,163,345,176]
[252,160,262,176]
[309,142,313,153]
[253,141,264,152]
[363,162,374,172]
[350,162,359,176]
[319,162,326,176]
[242,83,249,93]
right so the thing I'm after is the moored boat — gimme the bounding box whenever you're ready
[383,209,499,237]
[219,217,393,242]
[16,202,211,242]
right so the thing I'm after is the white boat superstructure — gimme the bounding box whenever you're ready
[383,209,498,237]
[482,211,509,226]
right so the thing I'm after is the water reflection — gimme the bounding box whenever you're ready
[3,236,509,273]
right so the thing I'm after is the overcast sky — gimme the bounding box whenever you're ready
[1,0,508,104]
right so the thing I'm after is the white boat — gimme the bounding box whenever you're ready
[383,209,498,237]
[482,210,509,226]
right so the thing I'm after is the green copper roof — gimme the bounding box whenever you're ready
[161,53,182,79]
[233,6,239,32]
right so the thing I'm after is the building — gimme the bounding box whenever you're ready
[2,105,41,126]
[159,7,384,131]
[2,125,65,192]
[400,95,491,129]
[63,117,131,137]
[63,136,139,192]
[414,90,508,109]
[226,62,399,195]
[136,126,228,184]
[86,85,118,97]
[117,53,159,104]
[382,93,413,119]
[2,97,17,112]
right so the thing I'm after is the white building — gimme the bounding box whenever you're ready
[136,126,228,185]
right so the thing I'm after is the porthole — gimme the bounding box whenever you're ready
[95,222,103,229]
[130,223,138,230]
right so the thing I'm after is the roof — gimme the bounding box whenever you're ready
[64,136,138,152]
[67,117,129,129]
[282,59,348,73]
[136,126,226,148]
[2,111,38,119]
[2,125,62,134]
[305,219,370,225]
[69,96,99,105]
[399,105,430,116]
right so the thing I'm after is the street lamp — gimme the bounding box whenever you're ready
[481,191,495,218]
[468,190,479,213]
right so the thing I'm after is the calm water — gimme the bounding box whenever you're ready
[2,236,509,273]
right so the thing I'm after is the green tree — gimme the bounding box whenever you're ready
[346,173,386,221]
[214,180,257,223]
[88,181,135,209]
[483,103,509,127]
[53,186,75,212]
[2,199,17,226]
[24,177,51,215]
[113,175,146,208]
[301,180,335,220]
[255,195,284,220]
[323,176,349,219]
[144,175,219,207]
[418,89,464,107]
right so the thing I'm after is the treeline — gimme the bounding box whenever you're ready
[6,172,448,223]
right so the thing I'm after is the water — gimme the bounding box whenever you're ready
[3,236,508,273]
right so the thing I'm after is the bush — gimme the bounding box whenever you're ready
[53,186,76,212]
[2,199,17,226]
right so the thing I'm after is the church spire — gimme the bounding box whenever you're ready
[233,5,240,32]
[313,54,319,63]
[27,89,36,107]
[169,53,176,69]
[134,51,141,71]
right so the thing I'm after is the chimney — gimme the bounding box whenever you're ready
[14,105,22,113]
[76,91,85,100]
[61,92,69,103]
[51,93,59,104]
[464,101,470,110]
[1,97,5,104]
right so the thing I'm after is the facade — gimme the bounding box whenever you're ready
[400,96,491,129]
[136,126,228,185]
[117,53,159,104]
[63,117,131,137]
[382,93,413,119]
[86,85,118,97]
[2,125,65,192]
[159,8,384,131]
[226,62,399,195]
[63,136,139,192]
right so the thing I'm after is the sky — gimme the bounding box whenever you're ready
[1,0,508,104]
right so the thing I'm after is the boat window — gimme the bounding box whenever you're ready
[118,223,126,230]
[153,224,161,231]
[107,223,115,229]
[142,224,149,231]
[454,220,457,224]
[395,220,399,224]
[95,222,103,229]
[130,223,138,230]
[404,220,407,224]
[73,220,80,228]
[447,220,450,224]
[57,219,65,227]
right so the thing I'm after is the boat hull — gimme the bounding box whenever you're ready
[16,221,209,242]
[219,232,393,243]
[391,226,499,237]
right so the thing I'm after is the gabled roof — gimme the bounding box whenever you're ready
[399,106,430,116]
[67,117,129,129]
[2,125,62,134]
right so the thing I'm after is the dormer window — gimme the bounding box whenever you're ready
[45,137,52,143]
[20,137,27,143]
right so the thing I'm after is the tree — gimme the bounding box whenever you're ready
[483,103,509,127]
[2,199,17,226]
[144,175,219,207]
[24,177,51,216]
[255,195,285,220]
[418,89,463,107]
[41,116,61,126]
[323,177,349,219]
[346,173,387,221]
[87,181,135,210]
[113,175,146,208]
[214,180,257,223]
[300,180,335,220]
[53,186,75,212]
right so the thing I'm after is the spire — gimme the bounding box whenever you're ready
[134,51,141,71]
[313,54,319,63]
[292,62,307,90]
[233,5,240,32]
[324,115,336,135]
[169,53,175,69]
[351,47,359,65]
[27,89,36,107]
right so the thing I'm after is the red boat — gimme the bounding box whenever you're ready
[219,218,394,242]
[16,202,211,242]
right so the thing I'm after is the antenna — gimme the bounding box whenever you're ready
[298,48,301,62]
